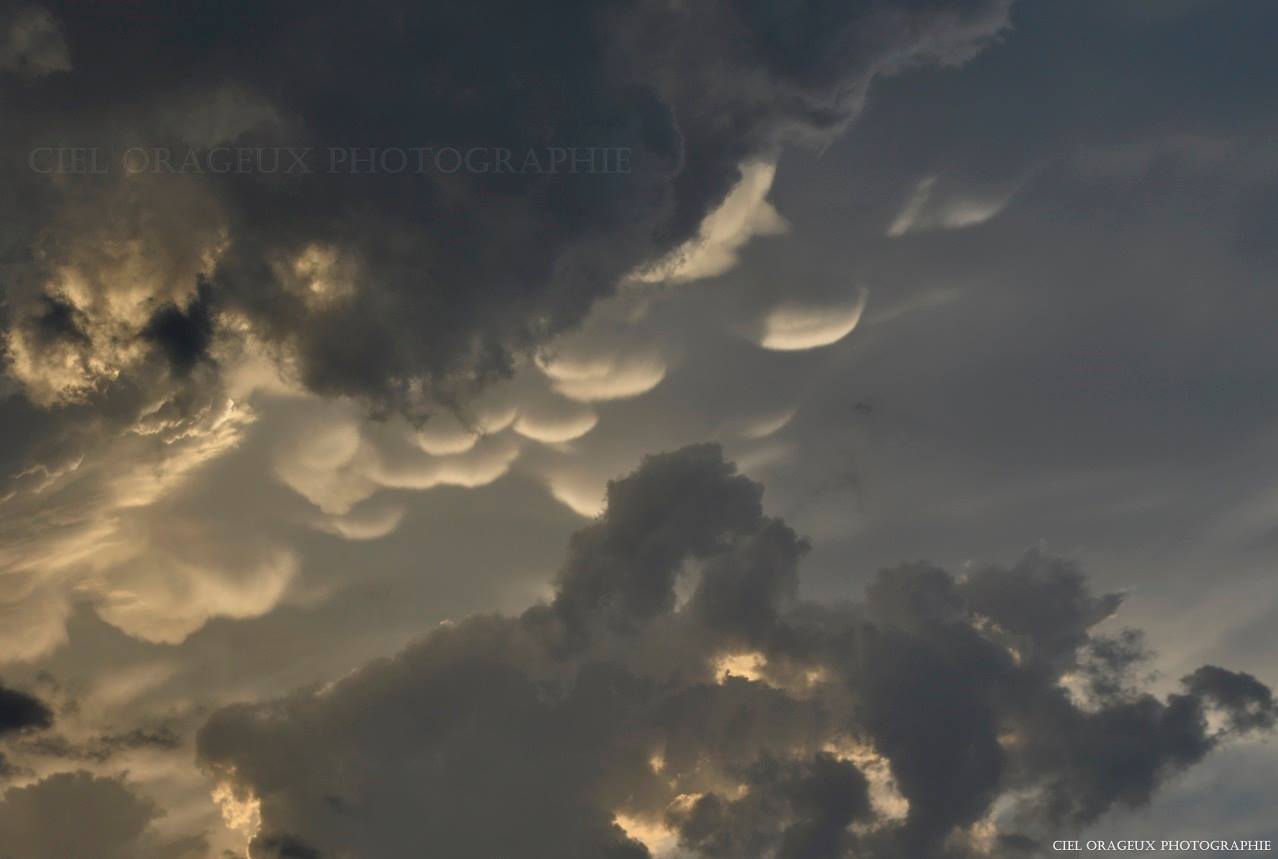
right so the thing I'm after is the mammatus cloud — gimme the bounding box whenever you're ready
[513,400,599,445]
[0,0,1012,656]
[757,288,869,351]
[198,445,1274,859]
[537,348,669,403]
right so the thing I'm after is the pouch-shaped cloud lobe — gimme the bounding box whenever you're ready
[198,445,1274,859]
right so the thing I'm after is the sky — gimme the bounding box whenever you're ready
[0,1,1276,858]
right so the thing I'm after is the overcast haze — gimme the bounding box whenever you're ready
[1,1,1276,858]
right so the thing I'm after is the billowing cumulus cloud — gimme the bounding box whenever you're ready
[198,446,1274,859]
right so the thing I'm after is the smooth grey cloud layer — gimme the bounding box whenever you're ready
[198,445,1274,859]
[0,770,205,859]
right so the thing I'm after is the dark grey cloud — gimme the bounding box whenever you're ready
[0,682,51,736]
[251,833,322,859]
[198,445,1274,859]
[23,723,180,763]
[0,681,52,778]
[142,278,216,377]
[0,770,205,859]
[676,753,872,859]
[958,553,1124,673]
[1182,666,1276,735]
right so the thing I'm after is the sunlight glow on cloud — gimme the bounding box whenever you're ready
[93,549,298,645]
[537,350,667,402]
[613,812,681,858]
[0,396,278,660]
[633,162,788,284]
[545,475,607,518]
[415,411,481,455]
[823,739,910,824]
[713,650,768,683]
[757,288,869,351]
[312,504,406,541]
[212,782,261,859]
[513,405,599,444]
[371,435,521,493]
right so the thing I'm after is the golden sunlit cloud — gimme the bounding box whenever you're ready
[212,781,262,858]
[613,812,681,857]
[713,650,768,683]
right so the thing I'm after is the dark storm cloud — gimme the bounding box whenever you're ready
[676,753,872,859]
[550,441,768,634]
[0,681,52,736]
[1181,665,1276,734]
[142,278,216,376]
[0,681,52,778]
[1,0,1010,421]
[252,833,322,859]
[198,445,1274,859]
[958,554,1125,672]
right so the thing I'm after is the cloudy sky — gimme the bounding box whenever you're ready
[1,1,1276,857]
